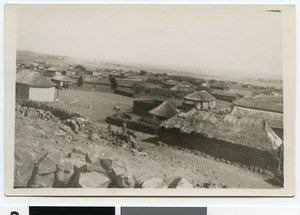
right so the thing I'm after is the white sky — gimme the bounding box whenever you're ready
[17,5,283,78]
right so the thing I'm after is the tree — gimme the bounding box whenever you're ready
[74,64,86,72]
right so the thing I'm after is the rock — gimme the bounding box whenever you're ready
[174,177,194,188]
[86,161,107,175]
[30,173,55,188]
[88,132,100,141]
[114,173,137,188]
[36,155,57,175]
[141,178,166,188]
[59,125,73,133]
[14,148,36,187]
[79,172,110,188]
[65,135,73,143]
[53,129,67,137]
[25,108,39,119]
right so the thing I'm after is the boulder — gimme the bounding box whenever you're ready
[141,178,167,188]
[169,177,193,188]
[79,172,110,188]
[36,155,57,175]
[25,108,39,119]
[114,173,137,188]
[14,148,36,188]
[30,173,55,188]
[53,128,67,137]
[88,132,100,141]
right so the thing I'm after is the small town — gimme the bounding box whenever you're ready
[14,50,284,189]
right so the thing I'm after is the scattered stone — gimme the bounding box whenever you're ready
[53,129,67,137]
[14,148,36,188]
[65,135,73,143]
[141,178,166,188]
[88,132,100,141]
[79,172,110,188]
[30,173,55,188]
[114,173,137,188]
[36,155,57,175]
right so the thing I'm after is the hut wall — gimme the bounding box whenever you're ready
[29,87,56,102]
[158,128,278,171]
[16,83,30,99]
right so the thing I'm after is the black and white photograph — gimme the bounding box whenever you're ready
[4,4,296,196]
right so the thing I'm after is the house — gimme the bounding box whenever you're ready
[148,101,178,120]
[254,94,283,103]
[159,109,282,170]
[51,75,74,88]
[43,67,61,77]
[211,90,240,102]
[183,91,216,110]
[233,98,283,128]
[170,84,194,96]
[16,70,57,102]
[210,83,229,91]
[228,88,253,98]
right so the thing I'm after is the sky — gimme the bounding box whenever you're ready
[16,5,284,79]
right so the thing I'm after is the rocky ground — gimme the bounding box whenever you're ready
[14,104,279,189]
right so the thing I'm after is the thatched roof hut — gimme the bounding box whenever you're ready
[160,109,279,151]
[17,70,56,88]
[184,91,216,102]
[149,101,178,119]
[254,94,283,103]
[234,98,283,113]
[170,84,193,93]
[211,90,240,102]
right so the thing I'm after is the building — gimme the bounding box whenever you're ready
[133,99,164,116]
[51,75,74,88]
[148,101,178,120]
[159,109,282,171]
[233,98,283,128]
[210,83,229,91]
[16,70,57,102]
[211,90,240,102]
[183,91,216,110]
[254,94,283,104]
[43,67,61,77]
[170,84,194,97]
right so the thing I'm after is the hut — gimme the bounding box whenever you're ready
[43,67,61,77]
[16,70,57,102]
[232,98,283,128]
[183,91,216,110]
[51,75,74,88]
[170,84,193,97]
[148,101,178,120]
[210,83,229,91]
[211,90,240,102]
[254,94,283,103]
[160,109,282,170]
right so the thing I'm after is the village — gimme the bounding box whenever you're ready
[14,50,284,189]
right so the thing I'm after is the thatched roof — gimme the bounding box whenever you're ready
[16,70,56,88]
[228,89,253,97]
[254,94,283,103]
[115,78,142,88]
[234,98,283,113]
[149,101,178,118]
[212,90,239,98]
[160,109,275,151]
[231,106,283,128]
[170,85,193,93]
[51,75,74,83]
[184,91,216,102]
